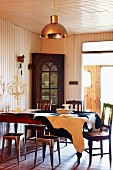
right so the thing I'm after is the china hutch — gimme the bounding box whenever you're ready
[32,53,64,110]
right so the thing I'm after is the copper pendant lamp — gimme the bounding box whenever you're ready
[40,0,69,39]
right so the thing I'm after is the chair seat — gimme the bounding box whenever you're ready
[84,130,109,138]
[4,133,24,137]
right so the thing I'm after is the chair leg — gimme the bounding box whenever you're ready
[34,140,38,166]
[15,137,20,165]
[24,128,27,160]
[8,139,12,156]
[49,141,54,170]
[25,126,27,144]
[89,140,92,166]
[57,140,61,164]
[23,137,26,160]
[1,137,5,163]
[43,143,46,162]
[100,140,103,158]
[109,138,112,167]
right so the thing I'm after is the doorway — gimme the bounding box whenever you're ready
[101,67,113,111]
[82,41,113,114]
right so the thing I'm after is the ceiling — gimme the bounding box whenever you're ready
[0,0,113,36]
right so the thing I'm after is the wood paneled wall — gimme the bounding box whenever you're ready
[0,18,40,148]
[0,18,40,110]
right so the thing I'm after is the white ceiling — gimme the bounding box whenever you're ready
[0,0,113,35]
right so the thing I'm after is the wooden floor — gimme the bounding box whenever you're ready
[0,139,112,170]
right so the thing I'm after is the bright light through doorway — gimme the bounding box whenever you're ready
[101,67,113,104]
[82,41,113,112]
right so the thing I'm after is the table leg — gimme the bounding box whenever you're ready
[7,123,10,132]
[77,152,82,164]
[14,123,18,133]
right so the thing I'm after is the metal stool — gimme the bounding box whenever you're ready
[1,133,26,165]
[34,135,61,170]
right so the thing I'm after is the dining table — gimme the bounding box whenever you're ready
[0,109,101,164]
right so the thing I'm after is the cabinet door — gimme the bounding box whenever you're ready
[32,53,64,109]
[42,63,58,104]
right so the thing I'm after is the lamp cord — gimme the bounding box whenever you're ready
[54,0,56,15]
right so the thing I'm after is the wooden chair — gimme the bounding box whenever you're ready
[24,100,52,144]
[66,100,83,111]
[37,99,52,111]
[34,135,61,170]
[83,103,113,166]
[1,133,26,165]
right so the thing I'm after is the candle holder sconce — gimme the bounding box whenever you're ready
[7,75,25,112]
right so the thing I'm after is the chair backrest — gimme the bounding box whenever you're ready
[37,100,52,110]
[66,100,83,111]
[101,103,113,133]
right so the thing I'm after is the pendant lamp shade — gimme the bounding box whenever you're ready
[40,15,69,39]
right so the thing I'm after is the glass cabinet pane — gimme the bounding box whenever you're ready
[41,62,58,105]
[50,72,58,88]
[51,64,57,71]
[42,89,49,100]
[42,73,49,88]
[42,64,49,71]
[51,89,58,104]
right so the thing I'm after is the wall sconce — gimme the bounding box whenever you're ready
[17,55,25,63]
[17,55,25,75]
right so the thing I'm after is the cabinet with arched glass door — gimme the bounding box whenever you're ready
[32,53,64,110]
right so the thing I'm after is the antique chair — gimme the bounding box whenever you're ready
[24,100,52,145]
[36,99,52,110]
[83,103,113,166]
[1,133,26,165]
[66,100,84,111]
[34,134,61,170]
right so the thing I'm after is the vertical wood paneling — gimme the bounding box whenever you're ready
[0,18,40,148]
[64,35,75,100]
[0,18,40,111]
